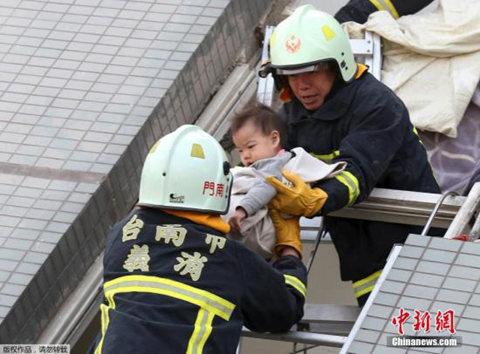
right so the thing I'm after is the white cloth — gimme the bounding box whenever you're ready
[223,147,346,259]
[344,0,480,137]
[473,83,480,108]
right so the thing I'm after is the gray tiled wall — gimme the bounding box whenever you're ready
[0,0,273,342]
[346,235,480,353]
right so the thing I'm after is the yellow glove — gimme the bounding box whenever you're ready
[270,209,302,258]
[266,171,328,217]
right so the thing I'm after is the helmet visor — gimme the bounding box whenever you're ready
[275,62,333,76]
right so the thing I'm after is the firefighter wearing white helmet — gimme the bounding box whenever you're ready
[90,124,308,354]
[138,124,232,214]
[269,5,356,82]
[264,5,440,306]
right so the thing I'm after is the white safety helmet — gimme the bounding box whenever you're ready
[138,125,232,214]
[267,5,356,82]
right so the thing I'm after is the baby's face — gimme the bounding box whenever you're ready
[232,120,280,166]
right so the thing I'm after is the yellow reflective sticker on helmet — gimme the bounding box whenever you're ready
[191,143,205,159]
[321,25,335,42]
[149,140,160,154]
[269,31,276,48]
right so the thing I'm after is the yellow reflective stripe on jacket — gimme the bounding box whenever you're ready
[311,150,340,163]
[187,308,214,354]
[412,126,419,137]
[103,274,235,320]
[369,0,399,18]
[310,150,360,206]
[335,171,360,206]
[412,126,425,146]
[352,270,382,298]
[284,274,306,297]
[97,275,236,354]
[94,304,111,354]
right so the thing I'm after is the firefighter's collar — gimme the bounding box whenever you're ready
[355,63,368,79]
[164,210,230,234]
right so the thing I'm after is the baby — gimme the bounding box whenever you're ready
[225,103,345,259]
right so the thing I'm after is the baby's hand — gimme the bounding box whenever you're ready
[228,208,247,231]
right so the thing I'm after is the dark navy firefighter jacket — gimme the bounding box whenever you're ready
[281,68,439,303]
[89,207,307,354]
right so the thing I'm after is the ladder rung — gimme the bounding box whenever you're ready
[302,304,360,324]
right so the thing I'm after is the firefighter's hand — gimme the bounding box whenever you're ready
[266,171,328,217]
[228,207,247,232]
[270,209,302,258]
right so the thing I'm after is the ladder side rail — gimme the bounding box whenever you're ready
[470,208,480,240]
[330,188,464,229]
[368,31,382,80]
[257,26,275,106]
[241,328,346,348]
[444,182,480,238]
[300,189,465,239]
